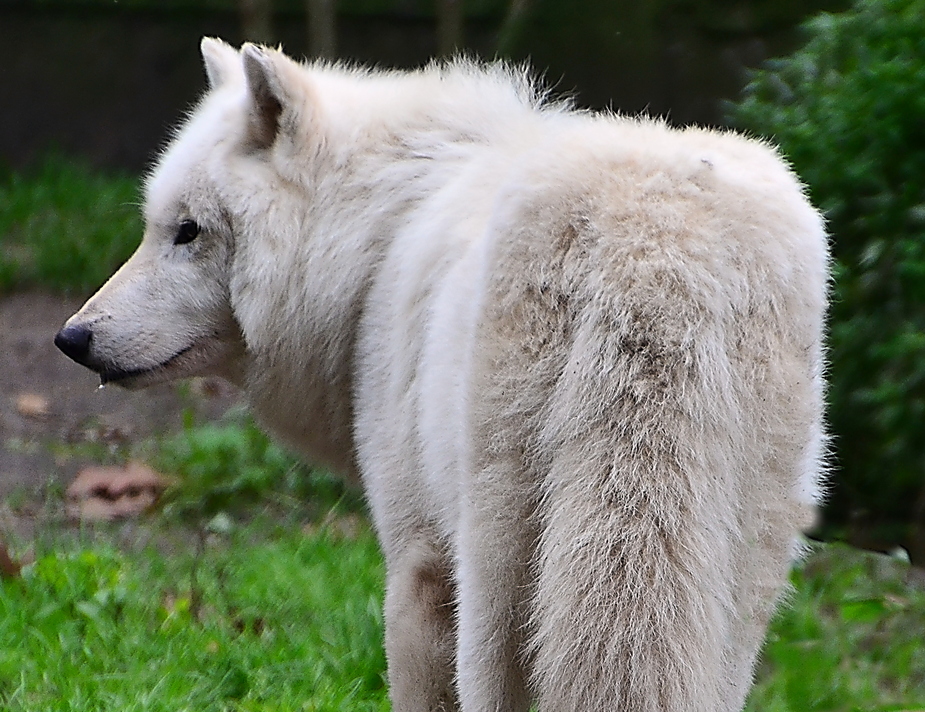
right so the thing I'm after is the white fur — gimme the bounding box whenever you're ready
[60,39,829,711]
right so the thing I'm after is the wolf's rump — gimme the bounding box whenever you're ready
[449,131,827,709]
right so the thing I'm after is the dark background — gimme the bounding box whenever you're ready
[1,0,847,172]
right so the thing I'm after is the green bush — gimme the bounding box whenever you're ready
[731,0,925,555]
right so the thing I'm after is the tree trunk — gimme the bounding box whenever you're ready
[436,0,464,57]
[307,0,338,59]
[240,0,274,44]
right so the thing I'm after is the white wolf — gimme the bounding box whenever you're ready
[56,39,829,711]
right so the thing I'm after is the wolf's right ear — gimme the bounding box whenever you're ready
[200,37,239,89]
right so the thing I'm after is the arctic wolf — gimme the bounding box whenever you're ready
[56,39,829,711]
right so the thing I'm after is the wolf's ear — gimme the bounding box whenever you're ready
[201,37,239,89]
[241,44,310,150]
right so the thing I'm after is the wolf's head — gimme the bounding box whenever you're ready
[55,39,319,389]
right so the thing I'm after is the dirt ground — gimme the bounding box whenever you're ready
[0,291,239,502]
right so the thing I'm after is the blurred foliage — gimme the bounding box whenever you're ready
[731,0,925,554]
[746,543,925,709]
[153,410,365,522]
[0,156,141,295]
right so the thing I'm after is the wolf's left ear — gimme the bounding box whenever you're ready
[201,37,239,89]
[241,44,312,150]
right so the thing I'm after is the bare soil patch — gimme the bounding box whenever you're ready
[0,292,238,501]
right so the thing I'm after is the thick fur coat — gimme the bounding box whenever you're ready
[56,39,829,711]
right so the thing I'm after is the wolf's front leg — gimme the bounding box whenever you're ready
[384,539,459,712]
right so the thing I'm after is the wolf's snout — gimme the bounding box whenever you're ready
[55,323,94,367]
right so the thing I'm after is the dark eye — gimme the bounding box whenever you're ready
[174,219,200,245]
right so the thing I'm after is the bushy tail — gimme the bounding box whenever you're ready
[529,260,801,711]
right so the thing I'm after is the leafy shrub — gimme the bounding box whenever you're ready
[730,0,925,556]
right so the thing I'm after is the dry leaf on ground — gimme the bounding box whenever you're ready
[67,461,175,521]
[0,542,21,579]
[15,392,50,419]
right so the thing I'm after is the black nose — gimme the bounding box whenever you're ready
[55,323,93,366]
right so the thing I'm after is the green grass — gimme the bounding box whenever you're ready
[0,517,388,711]
[0,157,141,294]
[3,515,925,710]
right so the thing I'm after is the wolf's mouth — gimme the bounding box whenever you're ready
[98,345,195,386]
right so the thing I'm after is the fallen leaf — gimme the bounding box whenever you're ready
[15,393,49,419]
[0,542,21,579]
[67,461,175,521]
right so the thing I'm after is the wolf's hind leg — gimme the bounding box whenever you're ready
[384,539,459,712]
[454,460,536,712]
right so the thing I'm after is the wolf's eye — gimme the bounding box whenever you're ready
[174,219,200,245]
